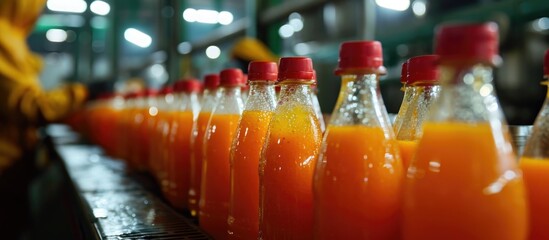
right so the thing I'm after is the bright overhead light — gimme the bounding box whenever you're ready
[47,0,87,13]
[90,0,110,16]
[196,9,218,24]
[412,0,426,16]
[182,8,233,25]
[124,28,152,48]
[177,42,192,54]
[218,11,234,25]
[205,45,221,59]
[532,17,549,32]
[46,29,67,43]
[279,24,294,38]
[375,0,410,11]
[183,8,197,22]
[289,18,304,32]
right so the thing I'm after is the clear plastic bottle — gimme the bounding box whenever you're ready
[520,49,549,240]
[259,57,322,240]
[228,61,278,239]
[147,86,175,181]
[310,82,326,132]
[132,89,158,171]
[200,69,244,239]
[165,79,201,210]
[313,41,402,239]
[396,55,440,169]
[403,22,528,240]
[393,61,415,133]
[189,74,220,217]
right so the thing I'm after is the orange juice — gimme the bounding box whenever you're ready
[133,108,152,171]
[165,111,194,210]
[200,114,241,239]
[148,110,163,177]
[189,111,211,216]
[228,110,273,239]
[314,126,402,239]
[520,157,549,240]
[403,122,528,240]
[398,140,417,170]
[260,105,322,239]
[153,110,174,181]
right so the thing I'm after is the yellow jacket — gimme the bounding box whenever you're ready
[0,0,87,174]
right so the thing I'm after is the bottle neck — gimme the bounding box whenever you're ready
[175,92,200,112]
[396,82,440,141]
[200,88,221,112]
[212,85,244,115]
[245,80,277,111]
[428,63,500,123]
[330,74,392,129]
[278,81,315,107]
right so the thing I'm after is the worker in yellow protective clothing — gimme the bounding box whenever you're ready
[0,0,88,238]
[230,37,278,72]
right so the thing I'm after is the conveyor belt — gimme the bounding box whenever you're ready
[50,125,211,240]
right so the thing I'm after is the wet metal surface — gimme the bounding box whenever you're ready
[51,126,211,239]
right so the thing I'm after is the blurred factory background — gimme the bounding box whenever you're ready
[30,0,549,124]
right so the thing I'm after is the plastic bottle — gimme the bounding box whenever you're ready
[393,61,414,133]
[133,89,158,171]
[313,41,402,239]
[396,55,440,169]
[165,79,201,210]
[189,74,220,217]
[199,69,244,239]
[147,86,175,180]
[520,49,549,240]
[403,22,528,240]
[310,83,326,133]
[259,57,322,240]
[228,61,278,239]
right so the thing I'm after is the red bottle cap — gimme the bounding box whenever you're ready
[543,49,549,76]
[159,86,174,95]
[335,41,386,75]
[407,55,440,84]
[220,68,244,87]
[435,22,500,66]
[144,89,158,97]
[204,74,220,90]
[278,57,315,81]
[174,79,201,93]
[400,62,408,84]
[248,61,278,81]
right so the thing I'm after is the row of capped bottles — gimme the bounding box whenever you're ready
[77,21,549,240]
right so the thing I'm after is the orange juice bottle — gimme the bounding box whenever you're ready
[259,57,322,240]
[125,91,146,168]
[393,61,414,134]
[189,74,220,217]
[164,79,201,210]
[403,23,528,240]
[134,89,159,171]
[115,92,133,161]
[520,49,549,240]
[228,61,277,239]
[200,69,244,239]
[313,41,402,239]
[396,55,440,169]
[148,86,175,179]
[310,83,326,133]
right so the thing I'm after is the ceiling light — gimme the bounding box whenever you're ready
[47,0,87,13]
[124,28,152,48]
